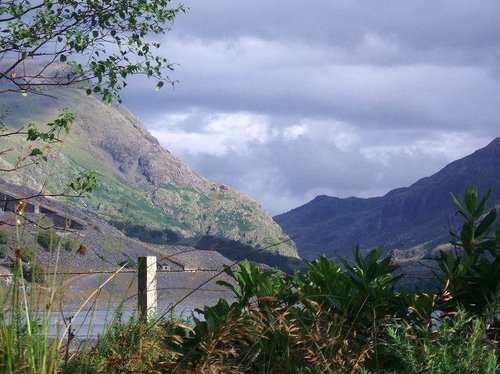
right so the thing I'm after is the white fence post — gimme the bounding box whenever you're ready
[138,256,157,320]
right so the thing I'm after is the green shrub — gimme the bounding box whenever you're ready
[387,314,498,374]
[21,249,34,263]
[37,229,60,251]
[186,259,377,373]
[0,245,9,258]
[62,239,78,252]
[0,228,10,245]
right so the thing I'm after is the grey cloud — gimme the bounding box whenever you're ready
[120,1,500,214]
[174,1,500,61]
[125,50,500,133]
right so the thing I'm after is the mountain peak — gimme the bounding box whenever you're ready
[275,138,500,260]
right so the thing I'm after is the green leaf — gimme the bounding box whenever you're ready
[465,187,478,216]
[29,148,43,157]
[476,209,497,239]
[476,188,492,216]
[451,192,470,220]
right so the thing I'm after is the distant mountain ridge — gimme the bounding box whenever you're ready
[274,138,500,259]
[0,87,297,259]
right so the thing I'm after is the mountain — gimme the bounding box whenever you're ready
[274,138,500,260]
[0,87,298,260]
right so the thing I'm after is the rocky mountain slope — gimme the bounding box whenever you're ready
[274,138,500,260]
[0,87,297,259]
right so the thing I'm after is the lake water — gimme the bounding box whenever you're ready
[34,309,197,338]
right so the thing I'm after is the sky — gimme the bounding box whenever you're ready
[122,0,500,215]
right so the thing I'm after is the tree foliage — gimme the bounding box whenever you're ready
[0,0,187,102]
[0,0,186,194]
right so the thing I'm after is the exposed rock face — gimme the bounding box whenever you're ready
[275,138,500,260]
[0,88,297,258]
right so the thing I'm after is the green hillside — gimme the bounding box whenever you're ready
[0,88,297,258]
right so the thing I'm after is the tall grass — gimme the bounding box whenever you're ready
[0,236,58,373]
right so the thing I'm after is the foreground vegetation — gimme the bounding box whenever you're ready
[2,3,498,372]
[0,187,499,373]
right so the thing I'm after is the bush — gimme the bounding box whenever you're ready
[0,228,10,245]
[37,230,60,251]
[37,231,78,252]
[63,239,78,252]
[387,314,498,373]
[21,249,34,263]
[0,245,9,258]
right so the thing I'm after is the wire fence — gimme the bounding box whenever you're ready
[0,252,445,340]
[0,269,441,279]
[0,255,233,336]
[0,269,221,277]
[0,240,444,326]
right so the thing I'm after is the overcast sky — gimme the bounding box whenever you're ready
[122,0,500,215]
